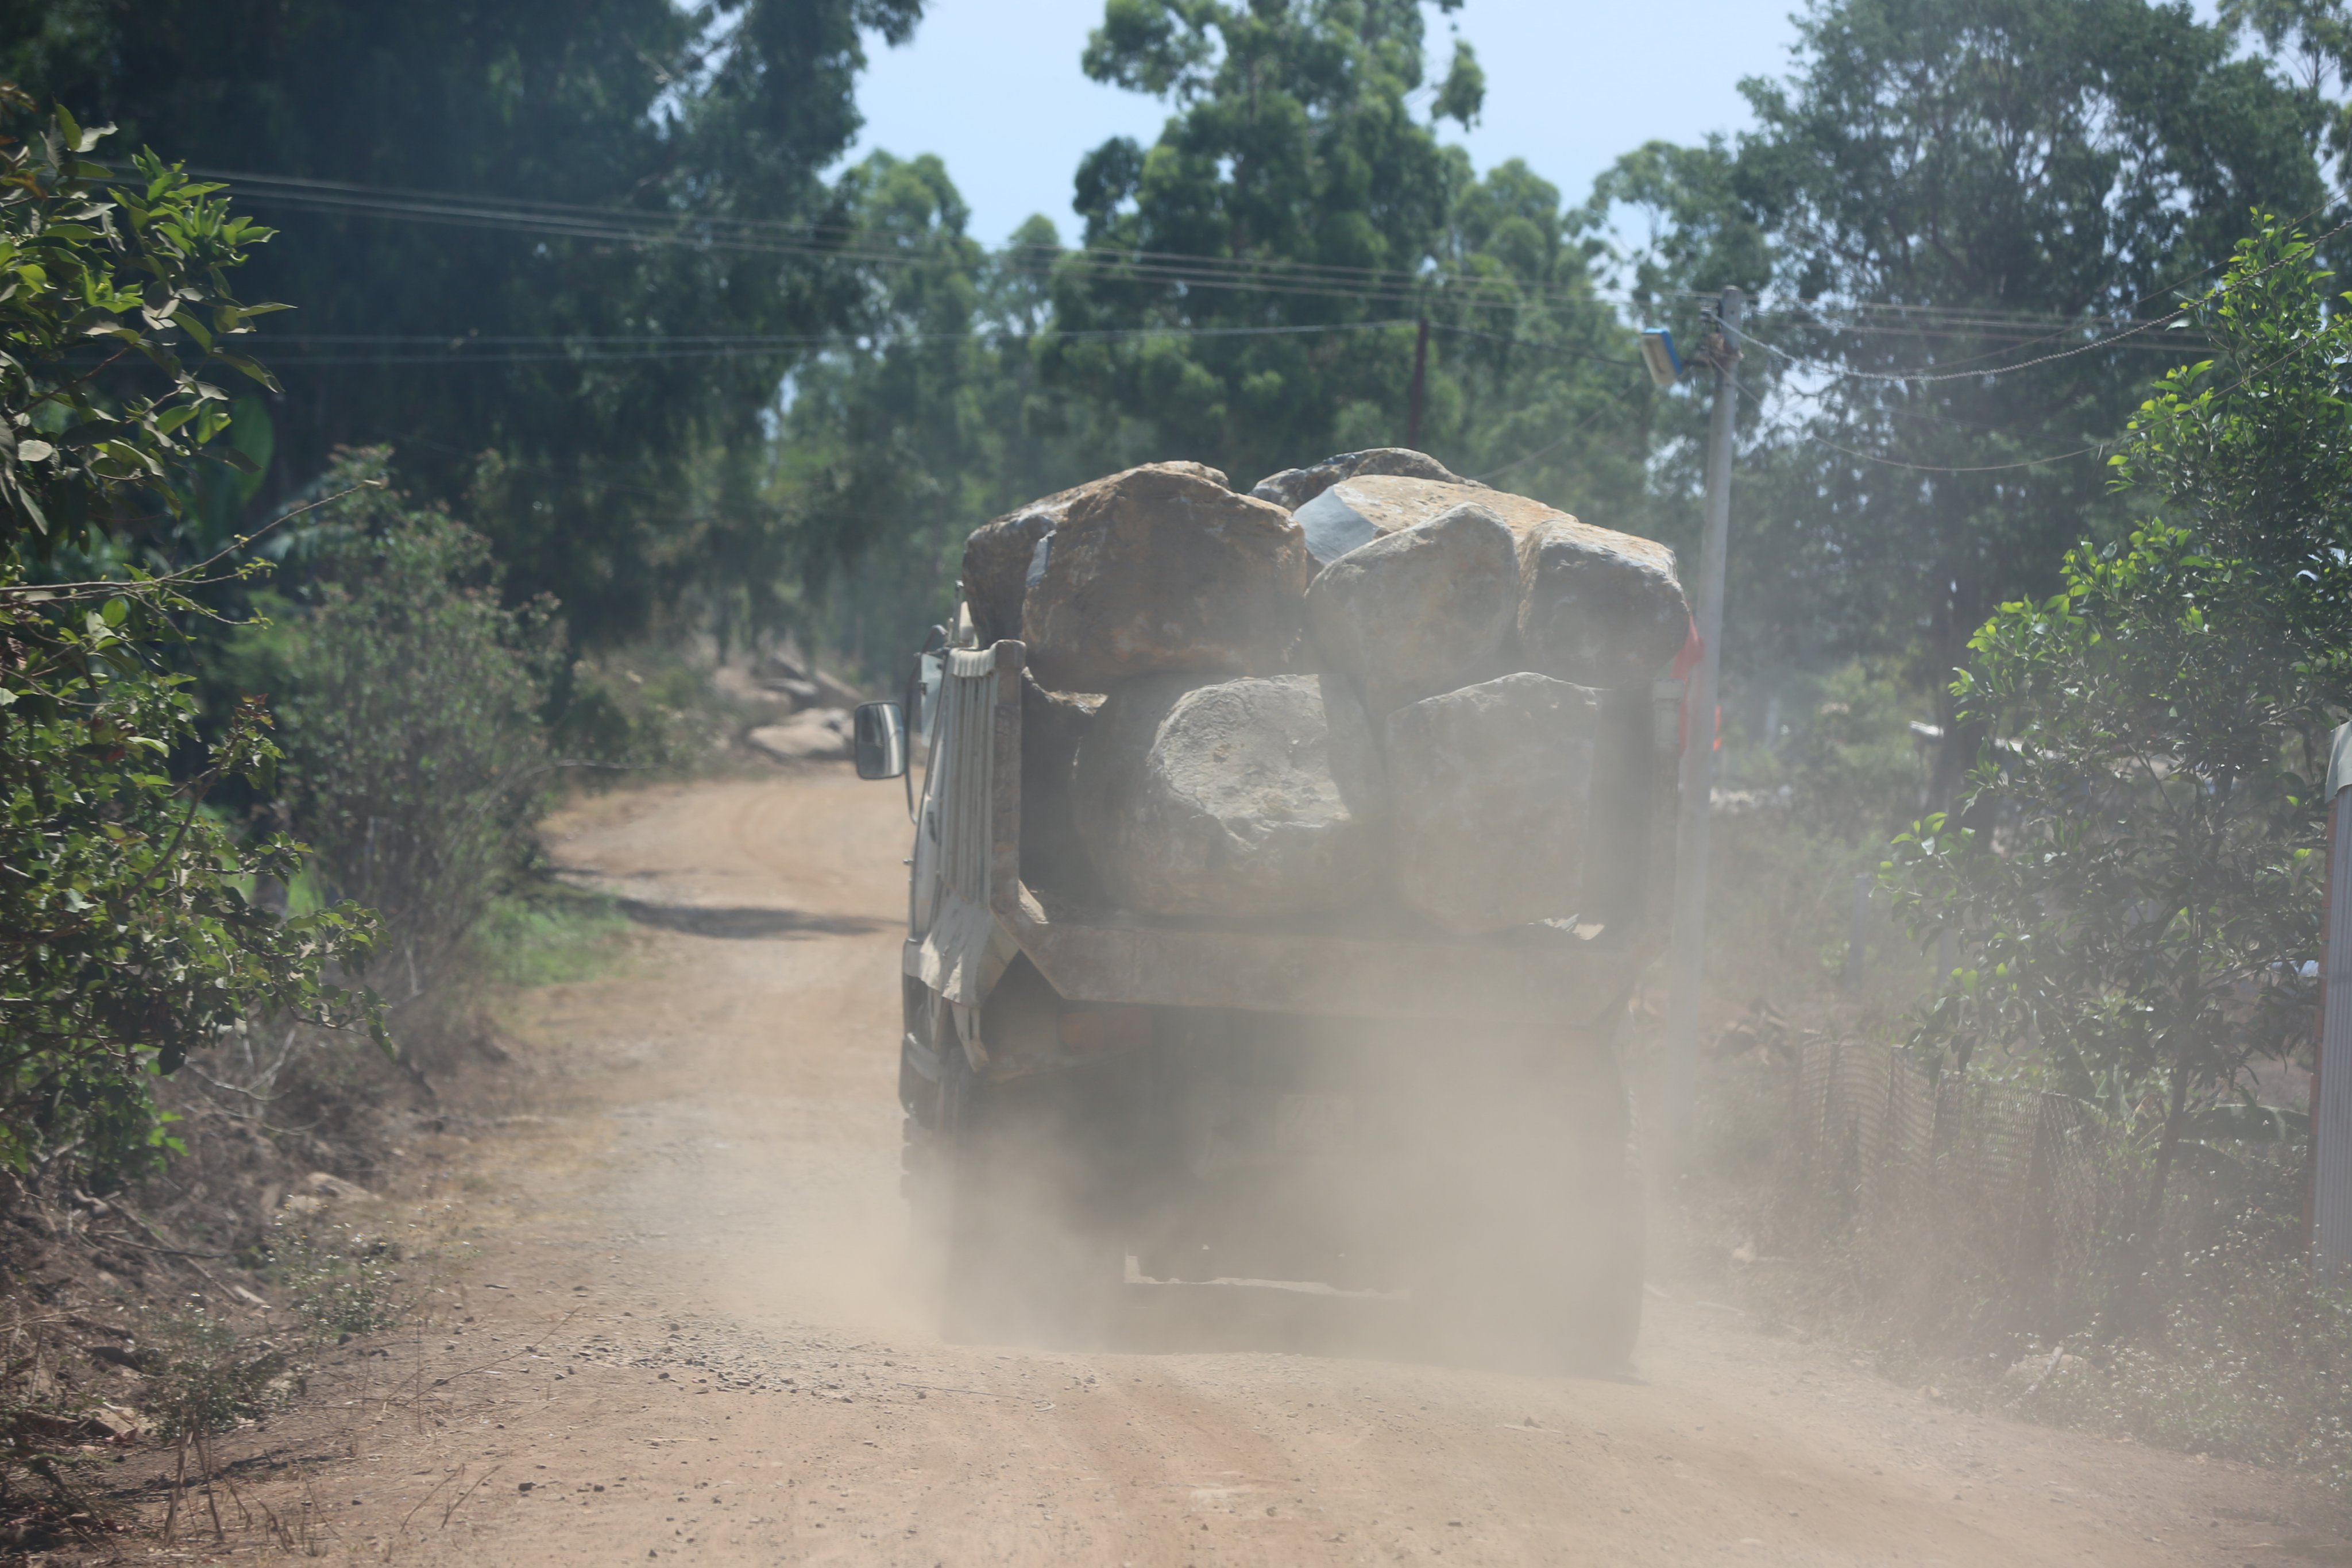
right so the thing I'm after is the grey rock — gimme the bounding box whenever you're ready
[1071,674,1381,917]
[1252,447,1472,518]
[1022,464,1304,692]
[1304,502,1519,709]
[747,709,852,763]
[1383,673,1602,934]
[1291,472,1559,568]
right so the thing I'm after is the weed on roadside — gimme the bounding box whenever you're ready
[474,886,632,988]
[2014,1234,2352,1488]
[0,1301,140,1552]
[261,1219,408,1343]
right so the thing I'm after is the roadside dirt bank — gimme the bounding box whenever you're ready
[123,768,2352,1566]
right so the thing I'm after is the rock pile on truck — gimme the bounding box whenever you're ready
[961,448,1691,937]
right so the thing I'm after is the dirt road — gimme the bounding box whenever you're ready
[204,768,2347,1566]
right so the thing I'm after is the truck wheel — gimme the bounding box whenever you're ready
[927,1032,1121,1346]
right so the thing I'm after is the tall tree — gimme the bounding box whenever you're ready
[1045,0,1650,505]
[1888,219,2352,1243]
[769,156,1102,677]
[0,0,922,641]
[1594,0,2325,801]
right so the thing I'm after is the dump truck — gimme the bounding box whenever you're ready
[851,479,1686,1367]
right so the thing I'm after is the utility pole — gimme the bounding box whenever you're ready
[1407,315,1430,450]
[1662,287,1742,1152]
[2312,722,2352,1275]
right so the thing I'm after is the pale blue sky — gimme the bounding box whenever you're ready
[841,1,1814,248]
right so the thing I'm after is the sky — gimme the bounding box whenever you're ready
[840,1,1814,249]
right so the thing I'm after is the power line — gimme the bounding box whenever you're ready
[1795,428,2114,474]
[1465,397,1639,484]
[1427,322,1644,368]
[1725,210,2352,387]
[194,167,1614,318]
[1656,194,2341,355]
[250,316,1421,368]
[1731,375,2117,474]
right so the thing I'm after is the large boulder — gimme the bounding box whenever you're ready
[1382,673,1601,934]
[1515,516,1690,690]
[1022,464,1307,692]
[747,709,852,763]
[960,503,1060,649]
[1304,502,1519,711]
[1290,474,1687,686]
[961,461,1230,648]
[1252,447,1472,517]
[1071,674,1382,918]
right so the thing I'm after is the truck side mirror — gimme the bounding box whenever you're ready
[853,701,909,780]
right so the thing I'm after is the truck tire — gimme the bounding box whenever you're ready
[919,1024,1122,1346]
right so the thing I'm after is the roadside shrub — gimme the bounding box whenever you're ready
[249,452,562,1029]
[2018,1233,2352,1487]
[0,99,379,1189]
[262,1220,404,1342]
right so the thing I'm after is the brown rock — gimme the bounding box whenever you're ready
[960,492,1073,648]
[1022,464,1305,692]
[1304,502,1519,709]
[1515,516,1690,689]
[1383,673,1601,934]
[962,462,1231,649]
[1251,447,1472,517]
[1071,674,1381,917]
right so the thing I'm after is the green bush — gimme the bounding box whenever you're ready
[245,452,562,1021]
[0,98,378,1187]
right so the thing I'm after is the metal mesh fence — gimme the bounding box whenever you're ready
[1778,1039,2135,1337]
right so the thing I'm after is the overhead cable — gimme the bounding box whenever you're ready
[190,167,1608,318]
[246,316,1422,368]
[1725,210,2352,387]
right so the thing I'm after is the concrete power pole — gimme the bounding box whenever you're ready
[1662,287,1742,1151]
[2312,722,2352,1275]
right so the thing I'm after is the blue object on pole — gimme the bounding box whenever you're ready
[1640,329,1683,388]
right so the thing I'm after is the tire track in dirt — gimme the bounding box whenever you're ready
[187,768,2351,1566]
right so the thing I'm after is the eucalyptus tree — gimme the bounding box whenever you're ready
[1592,0,2326,801]
[0,0,925,643]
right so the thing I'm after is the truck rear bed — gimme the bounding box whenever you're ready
[906,640,1676,1031]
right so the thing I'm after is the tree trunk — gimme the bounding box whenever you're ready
[2144,1066,2191,1245]
[2108,1066,2191,1340]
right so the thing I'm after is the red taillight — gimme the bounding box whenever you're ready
[1059,1007,1150,1053]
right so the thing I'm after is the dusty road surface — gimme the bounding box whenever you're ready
[197,768,2350,1566]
